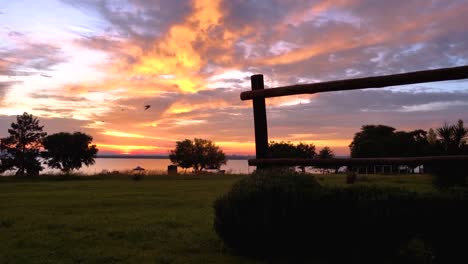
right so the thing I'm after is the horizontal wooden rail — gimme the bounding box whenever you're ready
[240,65,468,100]
[248,156,468,167]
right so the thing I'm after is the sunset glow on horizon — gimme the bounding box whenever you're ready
[1,0,468,155]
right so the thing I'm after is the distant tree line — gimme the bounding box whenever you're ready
[0,112,98,176]
[266,141,335,172]
[267,141,335,159]
[349,119,468,158]
[260,119,467,174]
[170,140,338,174]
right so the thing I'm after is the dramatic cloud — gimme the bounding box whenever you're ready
[0,32,67,75]
[0,115,91,137]
[0,0,467,155]
[0,81,19,104]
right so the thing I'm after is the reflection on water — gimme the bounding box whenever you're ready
[42,158,256,175]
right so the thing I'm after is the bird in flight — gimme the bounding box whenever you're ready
[144,105,151,110]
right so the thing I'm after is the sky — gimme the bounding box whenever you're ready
[0,0,467,156]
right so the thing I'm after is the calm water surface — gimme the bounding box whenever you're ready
[42,158,255,175]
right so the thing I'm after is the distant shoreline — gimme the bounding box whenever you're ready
[96,155,254,160]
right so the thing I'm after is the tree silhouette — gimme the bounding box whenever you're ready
[437,122,453,153]
[318,146,335,173]
[169,139,194,172]
[349,125,432,159]
[318,146,334,159]
[436,119,467,154]
[349,125,396,158]
[453,119,468,151]
[268,141,316,159]
[42,132,98,173]
[169,138,226,173]
[349,121,467,159]
[0,112,47,176]
[268,141,316,173]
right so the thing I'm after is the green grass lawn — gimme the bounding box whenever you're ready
[0,173,433,263]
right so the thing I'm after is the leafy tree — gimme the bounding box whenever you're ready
[169,139,194,172]
[318,146,335,159]
[318,146,336,173]
[193,138,227,171]
[409,129,430,156]
[268,141,316,159]
[349,125,396,158]
[42,132,98,173]
[268,141,316,173]
[0,112,47,176]
[349,125,430,158]
[393,129,429,157]
[169,138,226,173]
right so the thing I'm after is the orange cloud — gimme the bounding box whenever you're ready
[261,2,468,67]
[5,0,466,158]
[67,0,253,99]
[101,131,146,138]
[131,0,245,93]
[165,99,231,115]
[215,141,255,155]
[95,143,167,155]
[280,139,351,148]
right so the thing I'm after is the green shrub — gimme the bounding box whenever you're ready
[420,190,468,263]
[213,171,320,256]
[427,161,468,189]
[312,186,425,261]
[213,172,468,262]
[397,237,434,264]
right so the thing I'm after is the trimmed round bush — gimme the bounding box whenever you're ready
[213,171,320,256]
[213,171,468,262]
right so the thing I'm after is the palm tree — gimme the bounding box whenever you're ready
[436,119,467,154]
[436,122,453,153]
[453,119,468,150]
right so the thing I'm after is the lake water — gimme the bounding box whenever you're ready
[42,158,256,175]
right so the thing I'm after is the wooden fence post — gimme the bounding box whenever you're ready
[251,74,269,161]
[242,66,468,170]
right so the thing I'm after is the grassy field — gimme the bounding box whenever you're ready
[0,173,434,263]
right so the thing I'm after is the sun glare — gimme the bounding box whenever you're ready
[95,143,164,154]
[101,131,146,139]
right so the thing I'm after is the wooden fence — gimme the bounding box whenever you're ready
[240,65,468,168]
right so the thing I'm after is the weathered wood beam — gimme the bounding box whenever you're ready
[251,74,269,160]
[240,65,468,100]
[248,156,468,167]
